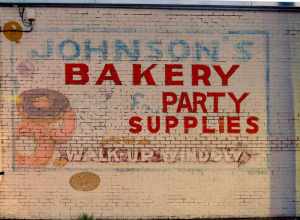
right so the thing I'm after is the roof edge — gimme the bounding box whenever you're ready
[0,3,299,12]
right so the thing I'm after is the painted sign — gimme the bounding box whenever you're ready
[4,7,298,219]
[7,31,269,170]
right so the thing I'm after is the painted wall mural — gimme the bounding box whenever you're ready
[0,7,299,219]
[4,22,270,173]
[15,89,76,166]
[11,33,267,169]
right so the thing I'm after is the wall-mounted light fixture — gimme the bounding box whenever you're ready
[0,7,35,33]
[17,7,36,32]
[0,7,35,42]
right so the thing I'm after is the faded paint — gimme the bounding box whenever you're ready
[0,6,298,220]
[15,89,76,166]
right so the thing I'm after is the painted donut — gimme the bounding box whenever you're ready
[17,88,70,118]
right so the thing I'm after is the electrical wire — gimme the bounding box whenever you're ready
[0,7,34,33]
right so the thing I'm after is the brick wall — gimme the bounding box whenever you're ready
[0,6,299,219]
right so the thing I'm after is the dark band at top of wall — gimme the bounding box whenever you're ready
[0,2,299,12]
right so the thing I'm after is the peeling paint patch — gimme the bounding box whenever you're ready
[69,172,100,191]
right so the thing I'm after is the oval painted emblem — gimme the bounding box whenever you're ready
[69,172,100,191]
